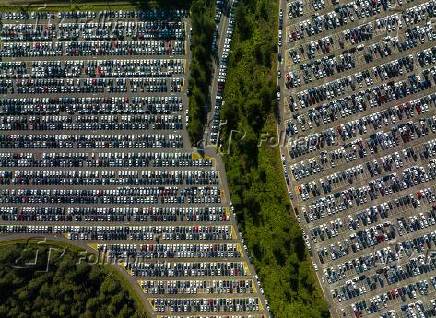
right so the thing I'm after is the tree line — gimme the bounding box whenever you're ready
[219,0,330,316]
[187,0,215,144]
[0,243,146,318]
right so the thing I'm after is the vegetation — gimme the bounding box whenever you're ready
[132,0,191,10]
[0,1,136,12]
[187,0,215,144]
[0,1,191,14]
[219,0,330,317]
[0,0,328,316]
[137,0,215,145]
[0,242,146,318]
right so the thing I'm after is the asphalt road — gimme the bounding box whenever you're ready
[203,0,232,146]
[197,1,271,315]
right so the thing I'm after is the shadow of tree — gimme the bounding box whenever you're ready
[129,0,192,10]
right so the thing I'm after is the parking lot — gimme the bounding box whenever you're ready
[0,9,267,317]
[278,0,436,316]
[207,0,238,145]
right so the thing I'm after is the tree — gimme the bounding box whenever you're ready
[219,0,330,317]
[0,244,145,318]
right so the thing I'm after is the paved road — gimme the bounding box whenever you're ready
[203,0,233,146]
[197,1,271,315]
[203,134,271,318]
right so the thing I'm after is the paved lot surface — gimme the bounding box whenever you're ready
[277,0,436,317]
[0,9,268,318]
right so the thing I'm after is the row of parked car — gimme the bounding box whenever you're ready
[286,6,433,87]
[1,40,184,57]
[0,10,187,21]
[0,96,183,114]
[351,277,436,316]
[151,298,260,313]
[0,9,266,315]
[290,91,433,144]
[140,279,253,295]
[289,106,434,158]
[0,133,184,149]
[290,110,435,163]
[98,242,241,259]
[329,230,436,310]
[297,135,435,200]
[309,187,435,243]
[0,114,184,131]
[315,200,432,259]
[289,13,432,64]
[284,0,436,314]
[0,206,229,222]
[290,136,436,187]
[287,87,436,150]
[0,151,213,168]
[1,20,185,42]
[0,225,232,240]
[210,0,238,144]
[289,0,432,42]
[0,169,219,186]
[290,45,434,115]
[323,238,431,287]
[127,261,246,278]
[302,160,435,221]
[1,59,185,79]
[403,300,436,318]
[0,185,222,205]
[287,46,435,114]
[298,133,435,201]
[1,77,184,94]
